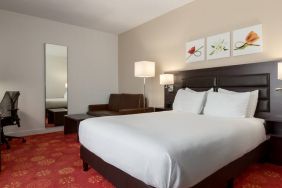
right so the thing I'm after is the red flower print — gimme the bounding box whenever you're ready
[186,45,203,61]
[188,46,196,54]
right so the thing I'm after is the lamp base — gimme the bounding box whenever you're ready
[143,77,146,108]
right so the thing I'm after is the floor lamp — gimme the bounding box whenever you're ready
[134,61,156,108]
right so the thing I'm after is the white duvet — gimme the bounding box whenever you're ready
[79,111,266,188]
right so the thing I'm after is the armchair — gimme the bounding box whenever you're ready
[87,94,154,117]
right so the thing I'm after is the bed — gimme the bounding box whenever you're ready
[79,112,267,188]
[80,61,282,188]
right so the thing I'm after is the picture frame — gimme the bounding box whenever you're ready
[232,24,263,56]
[185,38,205,63]
[207,32,230,60]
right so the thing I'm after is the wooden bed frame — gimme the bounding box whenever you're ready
[81,141,268,188]
[80,60,282,188]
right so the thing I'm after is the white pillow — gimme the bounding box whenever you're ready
[218,88,259,117]
[185,88,213,113]
[173,89,206,114]
[207,88,215,93]
[204,92,251,118]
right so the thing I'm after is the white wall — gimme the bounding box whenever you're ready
[0,10,118,135]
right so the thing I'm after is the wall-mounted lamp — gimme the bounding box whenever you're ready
[160,74,174,92]
[276,62,282,91]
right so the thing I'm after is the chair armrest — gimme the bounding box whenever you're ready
[88,104,109,111]
[118,107,154,115]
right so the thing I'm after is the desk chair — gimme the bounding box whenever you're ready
[0,119,2,171]
[0,91,25,149]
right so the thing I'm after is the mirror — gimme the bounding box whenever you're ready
[45,44,68,128]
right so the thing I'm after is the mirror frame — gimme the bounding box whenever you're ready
[44,43,68,128]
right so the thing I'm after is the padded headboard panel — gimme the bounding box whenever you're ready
[181,74,270,112]
[165,60,282,121]
[183,76,216,91]
[217,74,270,112]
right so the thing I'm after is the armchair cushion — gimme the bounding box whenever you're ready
[87,93,148,117]
[118,107,154,115]
[108,94,120,111]
[119,94,144,109]
[87,110,120,117]
[88,104,108,111]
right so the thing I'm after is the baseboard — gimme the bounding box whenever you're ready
[4,126,64,137]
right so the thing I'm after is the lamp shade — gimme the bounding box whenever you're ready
[278,62,282,80]
[134,61,155,78]
[160,74,174,85]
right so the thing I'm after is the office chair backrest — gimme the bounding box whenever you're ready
[0,91,20,118]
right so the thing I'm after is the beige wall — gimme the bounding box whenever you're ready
[118,0,282,107]
[0,10,118,135]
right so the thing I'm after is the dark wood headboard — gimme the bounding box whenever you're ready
[165,60,282,121]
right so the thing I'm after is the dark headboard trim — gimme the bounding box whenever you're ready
[164,60,282,121]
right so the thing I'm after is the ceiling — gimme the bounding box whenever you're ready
[0,0,194,34]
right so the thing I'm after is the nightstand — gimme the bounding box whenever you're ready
[154,107,172,112]
[64,114,93,141]
[266,121,282,165]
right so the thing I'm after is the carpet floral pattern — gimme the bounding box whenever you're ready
[0,132,114,188]
[0,132,282,188]
[234,163,282,188]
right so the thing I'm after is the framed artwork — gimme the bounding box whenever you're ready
[207,32,230,60]
[233,24,263,56]
[185,38,205,63]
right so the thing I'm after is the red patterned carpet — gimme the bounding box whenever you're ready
[0,132,282,188]
[234,163,282,188]
[0,132,114,188]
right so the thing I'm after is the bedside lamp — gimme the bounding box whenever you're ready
[160,74,174,92]
[134,61,156,108]
[276,62,282,91]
